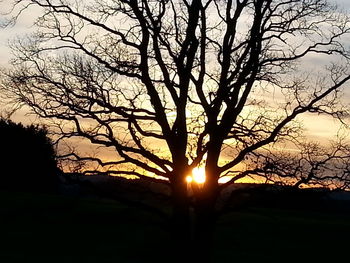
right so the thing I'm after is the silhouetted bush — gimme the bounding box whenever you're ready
[0,118,59,192]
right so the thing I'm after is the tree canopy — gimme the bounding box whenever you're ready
[2,0,350,187]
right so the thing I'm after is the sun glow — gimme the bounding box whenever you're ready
[186,167,206,184]
[186,175,193,183]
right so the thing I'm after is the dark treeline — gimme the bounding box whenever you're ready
[0,118,59,193]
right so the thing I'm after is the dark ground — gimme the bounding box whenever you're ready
[1,182,350,263]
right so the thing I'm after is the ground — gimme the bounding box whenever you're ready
[1,187,350,263]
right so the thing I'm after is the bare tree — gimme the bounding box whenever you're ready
[238,137,350,189]
[2,0,350,261]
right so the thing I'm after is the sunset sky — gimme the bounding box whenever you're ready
[1,0,350,185]
[1,0,350,64]
[1,0,349,139]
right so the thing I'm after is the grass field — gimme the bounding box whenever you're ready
[214,206,350,262]
[0,191,171,263]
[1,190,349,263]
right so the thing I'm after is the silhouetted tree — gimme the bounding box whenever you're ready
[254,139,350,189]
[0,119,59,192]
[2,1,350,261]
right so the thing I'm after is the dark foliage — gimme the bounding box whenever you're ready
[0,118,59,192]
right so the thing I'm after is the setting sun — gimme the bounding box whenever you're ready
[187,167,206,184]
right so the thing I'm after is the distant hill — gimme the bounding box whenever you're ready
[60,174,350,215]
[220,183,350,213]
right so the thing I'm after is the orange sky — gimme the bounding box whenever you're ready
[1,0,350,184]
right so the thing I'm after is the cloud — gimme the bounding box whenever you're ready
[0,3,41,66]
[335,0,350,9]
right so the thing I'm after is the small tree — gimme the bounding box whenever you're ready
[0,118,58,192]
[2,0,350,261]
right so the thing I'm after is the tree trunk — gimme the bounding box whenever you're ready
[192,199,216,263]
[169,166,218,263]
[169,177,193,261]
[170,199,193,262]
[170,196,216,263]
